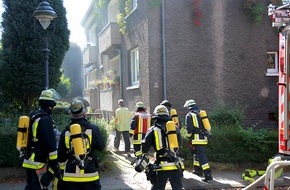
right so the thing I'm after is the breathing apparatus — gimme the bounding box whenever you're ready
[16,116,30,158]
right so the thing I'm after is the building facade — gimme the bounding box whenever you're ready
[82,0,279,127]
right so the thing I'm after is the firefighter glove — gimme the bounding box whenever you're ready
[40,170,54,188]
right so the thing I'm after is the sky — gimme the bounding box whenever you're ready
[63,0,91,48]
[0,0,91,48]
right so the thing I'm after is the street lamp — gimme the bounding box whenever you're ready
[33,1,57,89]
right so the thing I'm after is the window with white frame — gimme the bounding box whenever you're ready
[132,0,138,10]
[266,52,278,76]
[130,47,139,86]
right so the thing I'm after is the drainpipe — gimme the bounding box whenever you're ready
[118,49,123,99]
[162,0,167,100]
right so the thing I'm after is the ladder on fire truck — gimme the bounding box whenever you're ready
[244,1,290,189]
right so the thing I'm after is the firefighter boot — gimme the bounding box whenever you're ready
[202,170,213,183]
[193,166,203,177]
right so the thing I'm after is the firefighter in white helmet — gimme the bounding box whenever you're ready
[137,105,184,190]
[160,100,180,128]
[57,97,105,190]
[184,99,213,182]
[22,89,61,190]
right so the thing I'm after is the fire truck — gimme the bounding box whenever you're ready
[244,1,290,190]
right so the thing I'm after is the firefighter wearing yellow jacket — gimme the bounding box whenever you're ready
[140,105,184,190]
[184,99,213,182]
[130,102,151,153]
[57,97,105,190]
[22,89,61,190]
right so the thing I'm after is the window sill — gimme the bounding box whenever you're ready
[266,73,279,77]
[126,84,140,90]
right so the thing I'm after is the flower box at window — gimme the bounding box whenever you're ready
[266,52,278,76]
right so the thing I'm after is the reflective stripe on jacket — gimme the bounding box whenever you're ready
[62,128,99,182]
[22,116,57,169]
[132,112,151,144]
[186,112,208,145]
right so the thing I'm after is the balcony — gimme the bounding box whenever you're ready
[98,22,121,54]
[83,44,98,67]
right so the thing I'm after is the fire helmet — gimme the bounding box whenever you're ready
[160,100,172,108]
[136,101,145,109]
[70,97,89,115]
[38,89,56,107]
[183,99,196,108]
[153,105,169,116]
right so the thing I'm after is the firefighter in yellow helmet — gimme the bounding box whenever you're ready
[22,89,61,190]
[130,102,151,153]
[138,105,184,190]
[57,97,105,190]
[184,99,213,182]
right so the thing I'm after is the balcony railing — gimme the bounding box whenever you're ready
[83,44,98,67]
[98,22,121,54]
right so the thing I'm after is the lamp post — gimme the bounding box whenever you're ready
[33,1,57,89]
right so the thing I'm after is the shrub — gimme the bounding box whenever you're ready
[209,102,245,127]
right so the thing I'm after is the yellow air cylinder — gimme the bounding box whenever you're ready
[166,121,179,152]
[200,110,211,132]
[16,116,30,151]
[70,124,86,156]
[170,109,180,126]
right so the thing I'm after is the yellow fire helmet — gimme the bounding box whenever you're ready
[153,105,169,116]
[39,89,55,101]
[38,89,57,107]
[136,101,145,108]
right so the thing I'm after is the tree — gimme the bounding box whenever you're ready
[0,0,70,113]
[63,42,83,98]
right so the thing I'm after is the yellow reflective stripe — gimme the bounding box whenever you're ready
[154,128,162,151]
[48,167,54,174]
[138,115,143,133]
[191,135,208,145]
[65,131,70,149]
[193,160,200,166]
[86,129,92,149]
[22,153,45,170]
[190,113,198,128]
[49,150,57,160]
[157,162,185,171]
[201,163,210,170]
[32,118,41,141]
[133,139,141,144]
[59,162,66,170]
[53,178,58,190]
[63,175,99,182]
[63,170,100,182]
[129,129,134,135]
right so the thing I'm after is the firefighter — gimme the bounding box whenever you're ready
[130,102,151,153]
[22,89,61,190]
[57,97,105,190]
[184,99,213,182]
[160,100,180,128]
[139,105,185,190]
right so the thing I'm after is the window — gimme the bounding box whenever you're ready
[132,0,138,10]
[130,47,139,86]
[266,52,278,76]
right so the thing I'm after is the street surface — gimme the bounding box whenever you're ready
[0,133,290,189]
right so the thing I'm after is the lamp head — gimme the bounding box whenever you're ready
[33,1,57,30]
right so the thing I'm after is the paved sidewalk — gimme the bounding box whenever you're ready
[1,133,290,189]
